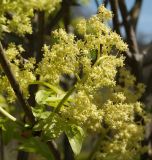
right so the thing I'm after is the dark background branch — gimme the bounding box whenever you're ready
[0,129,4,160]
[28,11,45,107]
[110,0,121,35]
[0,42,35,124]
[129,0,143,31]
[118,0,143,82]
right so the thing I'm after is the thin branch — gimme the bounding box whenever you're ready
[0,42,35,124]
[129,0,143,31]
[110,0,121,35]
[95,0,100,8]
[118,0,139,54]
[118,0,143,82]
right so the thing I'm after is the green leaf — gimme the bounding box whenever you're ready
[35,90,57,106]
[19,137,54,160]
[65,125,85,155]
[35,90,72,107]
[32,108,50,119]
[33,113,64,140]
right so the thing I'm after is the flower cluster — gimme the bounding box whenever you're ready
[96,122,144,160]
[36,29,80,84]
[0,0,61,35]
[61,90,104,132]
[115,67,145,102]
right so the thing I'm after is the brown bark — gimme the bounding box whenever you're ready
[0,42,35,125]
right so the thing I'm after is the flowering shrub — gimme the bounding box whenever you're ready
[0,3,148,160]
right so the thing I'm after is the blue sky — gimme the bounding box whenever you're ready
[73,0,152,43]
[136,0,152,42]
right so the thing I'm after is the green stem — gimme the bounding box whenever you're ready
[0,107,16,122]
[0,107,24,127]
[54,86,76,113]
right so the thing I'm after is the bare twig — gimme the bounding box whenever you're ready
[118,0,143,82]
[118,0,139,54]
[110,0,121,35]
[0,42,35,124]
[129,0,143,31]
